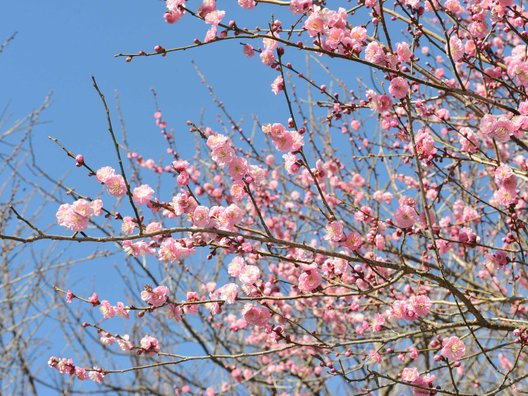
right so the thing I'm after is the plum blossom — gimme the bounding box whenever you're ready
[441,336,465,360]
[217,283,239,304]
[140,335,160,356]
[271,75,284,95]
[141,285,169,307]
[409,295,432,317]
[238,0,256,9]
[56,199,103,232]
[394,205,417,228]
[117,334,134,352]
[401,367,419,382]
[132,184,154,205]
[242,304,271,326]
[193,205,211,227]
[158,238,194,262]
[325,220,345,242]
[99,300,115,319]
[298,269,322,293]
[165,0,186,24]
[96,166,115,183]
[239,265,261,285]
[389,77,410,99]
[88,369,105,384]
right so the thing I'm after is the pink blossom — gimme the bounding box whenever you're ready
[238,0,256,9]
[88,369,105,384]
[88,293,99,306]
[141,285,169,307]
[298,270,322,293]
[184,291,199,314]
[490,118,515,143]
[397,42,412,63]
[304,14,325,36]
[217,283,239,304]
[57,199,103,232]
[441,336,465,361]
[408,295,432,317]
[366,314,383,333]
[325,220,345,243]
[140,335,160,356]
[389,77,410,99]
[242,44,254,57]
[365,42,387,66]
[193,206,211,227]
[228,256,246,277]
[228,157,248,180]
[117,334,134,351]
[204,10,225,25]
[458,127,478,153]
[394,205,417,228]
[133,184,154,205]
[411,373,436,396]
[447,36,464,62]
[91,199,103,216]
[260,49,275,66]
[158,238,194,262]
[75,367,89,381]
[494,164,513,184]
[122,240,155,257]
[218,204,244,229]
[145,222,162,238]
[99,300,115,319]
[402,367,419,382]
[239,265,261,285]
[271,75,284,95]
[114,302,130,319]
[99,331,116,346]
[66,290,74,303]
[96,166,116,183]
[211,142,235,165]
[167,303,183,321]
[121,216,136,234]
[242,304,271,326]
[104,174,127,197]
[290,0,312,14]
[172,191,198,216]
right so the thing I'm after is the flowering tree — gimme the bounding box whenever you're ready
[4,0,528,394]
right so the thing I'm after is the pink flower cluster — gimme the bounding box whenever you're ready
[242,304,271,326]
[389,295,432,321]
[48,356,104,384]
[158,237,194,263]
[440,336,465,361]
[303,6,367,55]
[217,283,239,304]
[164,0,186,24]
[298,269,322,293]
[479,114,518,143]
[139,335,161,356]
[141,285,169,307]
[98,331,134,352]
[262,123,304,153]
[492,164,518,206]
[56,199,103,232]
[401,368,436,396]
[99,300,130,319]
[96,166,127,197]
